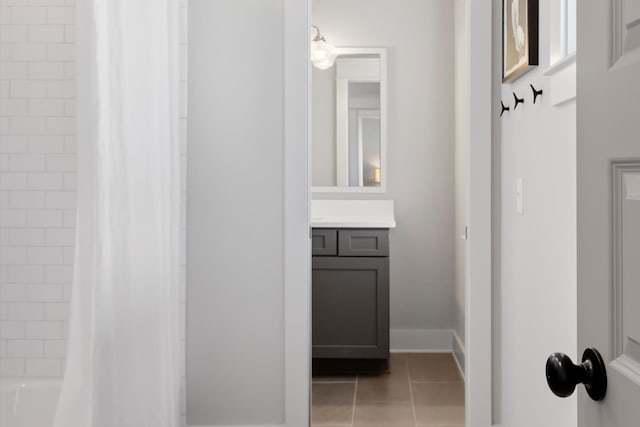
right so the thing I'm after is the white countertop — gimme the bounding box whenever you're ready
[311,199,396,228]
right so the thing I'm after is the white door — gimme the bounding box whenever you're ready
[577,1,640,426]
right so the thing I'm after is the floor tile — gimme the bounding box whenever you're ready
[412,381,465,426]
[406,353,463,383]
[353,402,415,427]
[312,382,356,426]
[388,352,408,370]
[311,353,466,426]
[357,372,411,404]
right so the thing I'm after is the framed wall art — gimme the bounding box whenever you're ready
[503,0,539,82]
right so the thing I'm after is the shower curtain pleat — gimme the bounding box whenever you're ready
[53,0,181,426]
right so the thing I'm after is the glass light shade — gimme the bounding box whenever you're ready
[311,39,336,70]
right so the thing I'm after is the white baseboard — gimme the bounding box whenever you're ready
[390,329,453,352]
[189,425,284,427]
[452,330,465,380]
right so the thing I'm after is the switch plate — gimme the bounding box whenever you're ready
[516,177,524,215]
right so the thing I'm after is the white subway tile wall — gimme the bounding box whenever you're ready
[1,1,76,378]
[0,5,188,418]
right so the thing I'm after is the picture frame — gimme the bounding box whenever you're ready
[503,0,539,82]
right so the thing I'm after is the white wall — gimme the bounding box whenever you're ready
[492,0,577,426]
[187,0,285,425]
[0,1,77,378]
[453,0,467,370]
[312,0,456,350]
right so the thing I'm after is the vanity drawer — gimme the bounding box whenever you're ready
[338,229,389,257]
[312,229,338,256]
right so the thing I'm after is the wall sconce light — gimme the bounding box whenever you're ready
[311,26,336,70]
[374,168,381,185]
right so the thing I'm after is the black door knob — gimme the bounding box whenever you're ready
[546,348,607,401]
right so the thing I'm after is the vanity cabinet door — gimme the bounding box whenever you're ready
[311,229,338,256]
[312,257,389,359]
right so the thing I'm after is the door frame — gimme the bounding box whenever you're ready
[463,1,493,426]
[282,1,494,426]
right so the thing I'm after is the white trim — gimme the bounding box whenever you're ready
[333,46,387,58]
[283,1,310,427]
[335,56,380,80]
[610,1,640,71]
[453,330,465,353]
[465,0,493,426]
[453,331,466,381]
[453,351,465,382]
[611,356,640,388]
[611,161,640,363]
[389,329,454,352]
[547,58,576,106]
[543,52,576,76]
[549,0,576,68]
[543,53,577,106]
[560,0,568,58]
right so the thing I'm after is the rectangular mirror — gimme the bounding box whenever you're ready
[312,47,387,193]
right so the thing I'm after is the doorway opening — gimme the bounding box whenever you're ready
[303,1,492,426]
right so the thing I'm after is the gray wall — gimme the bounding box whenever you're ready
[453,0,468,353]
[491,0,503,421]
[187,0,285,425]
[491,0,577,425]
[312,0,456,341]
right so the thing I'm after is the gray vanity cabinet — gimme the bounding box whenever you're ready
[312,228,390,362]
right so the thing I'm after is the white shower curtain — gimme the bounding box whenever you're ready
[54,0,181,426]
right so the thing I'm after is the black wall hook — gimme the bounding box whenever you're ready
[513,92,525,109]
[530,84,543,104]
[500,101,510,117]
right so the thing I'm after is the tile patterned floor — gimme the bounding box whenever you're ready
[312,353,464,427]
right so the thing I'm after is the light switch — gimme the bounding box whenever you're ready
[516,177,524,215]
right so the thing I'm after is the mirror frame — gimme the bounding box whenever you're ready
[312,47,388,194]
